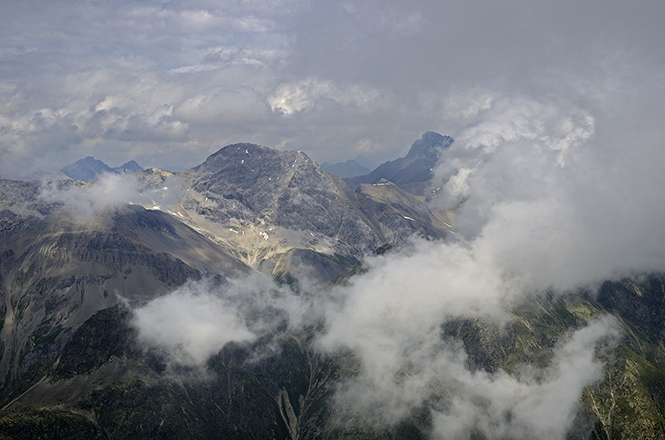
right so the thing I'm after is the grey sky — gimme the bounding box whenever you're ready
[1,0,664,177]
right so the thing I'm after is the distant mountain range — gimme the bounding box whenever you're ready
[0,132,664,439]
[61,156,143,181]
[320,155,375,178]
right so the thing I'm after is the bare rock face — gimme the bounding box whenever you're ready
[182,143,385,254]
[173,143,451,280]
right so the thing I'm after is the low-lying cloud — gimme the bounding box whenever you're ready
[133,281,256,366]
[132,274,313,367]
[38,173,146,221]
[431,317,619,440]
[431,95,665,291]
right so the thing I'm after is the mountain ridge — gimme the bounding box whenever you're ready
[61,157,143,181]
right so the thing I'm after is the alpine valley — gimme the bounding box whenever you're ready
[0,132,664,439]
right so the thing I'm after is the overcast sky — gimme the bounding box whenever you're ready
[1,0,664,177]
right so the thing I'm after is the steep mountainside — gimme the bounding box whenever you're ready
[0,181,248,395]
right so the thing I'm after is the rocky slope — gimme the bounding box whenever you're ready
[0,180,248,395]
[2,274,665,439]
[152,142,452,283]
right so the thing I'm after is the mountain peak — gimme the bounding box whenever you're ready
[405,131,453,159]
[344,132,454,196]
[61,156,113,181]
[116,160,143,174]
[61,156,143,181]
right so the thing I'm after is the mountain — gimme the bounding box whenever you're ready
[113,160,142,175]
[353,154,376,172]
[170,142,452,283]
[1,134,665,439]
[345,131,453,196]
[0,140,453,393]
[320,159,370,178]
[61,157,143,181]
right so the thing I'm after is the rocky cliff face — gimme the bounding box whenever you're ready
[163,142,452,282]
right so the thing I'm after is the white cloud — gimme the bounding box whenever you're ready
[38,173,147,220]
[268,78,380,115]
[431,317,619,440]
[132,273,313,366]
[429,94,665,292]
[133,282,257,366]
[315,233,620,435]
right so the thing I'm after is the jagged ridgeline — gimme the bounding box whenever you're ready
[0,134,664,438]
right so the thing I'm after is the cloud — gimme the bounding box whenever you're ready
[431,317,619,440]
[38,173,154,221]
[267,78,380,116]
[133,281,257,366]
[430,94,665,291]
[3,0,665,173]
[314,234,620,436]
[132,274,314,366]
[174,87,270,124]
